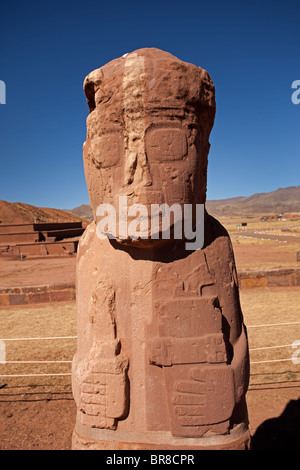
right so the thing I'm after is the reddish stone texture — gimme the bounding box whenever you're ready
[9,294,27,305]
[0,222,84,258]
[239,268,300,289]
[72,48,251,450]
[0,294,10,306]
[27,292,51,304]
[0,232,40,243]
[50,290,75,302]
[0,283,76,305]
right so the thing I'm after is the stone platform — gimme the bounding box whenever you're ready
[0,222,85,257]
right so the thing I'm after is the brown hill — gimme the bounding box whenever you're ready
[0,200,90,226]
[4,185,297,226]
[68,204,93,221]
[206,186,300,217]
[70,186,300,219]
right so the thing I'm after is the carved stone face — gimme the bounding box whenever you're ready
[83,48,215,244]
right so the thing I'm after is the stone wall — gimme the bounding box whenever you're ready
[0,283,76,306]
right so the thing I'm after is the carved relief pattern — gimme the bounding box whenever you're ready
[78,340,129,429]
[75,276,129,430]
[149,252,235,437]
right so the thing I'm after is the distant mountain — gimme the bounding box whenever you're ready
[0,200,90,226]
[69,186,300,219]
[206,186,300,217]
[68,204,93,221]
[2,186,298,226]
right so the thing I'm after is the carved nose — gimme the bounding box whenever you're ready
[124,144,152,187]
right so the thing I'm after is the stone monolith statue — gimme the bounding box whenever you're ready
[72,48,251,450]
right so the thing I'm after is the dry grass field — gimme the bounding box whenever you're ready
[223,216,300,271]
[0,302,77,384]
[220,213,299,230]
[242,288,300,383]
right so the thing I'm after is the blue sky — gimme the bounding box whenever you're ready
[0,0,299,209]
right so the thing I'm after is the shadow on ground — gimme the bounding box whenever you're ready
[251,398,300,450]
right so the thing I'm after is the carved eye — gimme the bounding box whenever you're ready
[90,133,123,168]
[145,128,188,161]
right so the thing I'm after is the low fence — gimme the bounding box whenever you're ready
[0,322,299,397]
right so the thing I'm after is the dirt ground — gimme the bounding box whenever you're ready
[0,256,76,288]
[0,384,299,450]
[233,243,299,271]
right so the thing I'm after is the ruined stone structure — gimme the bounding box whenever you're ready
[72,48,251,450]
[0,222,84,257]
